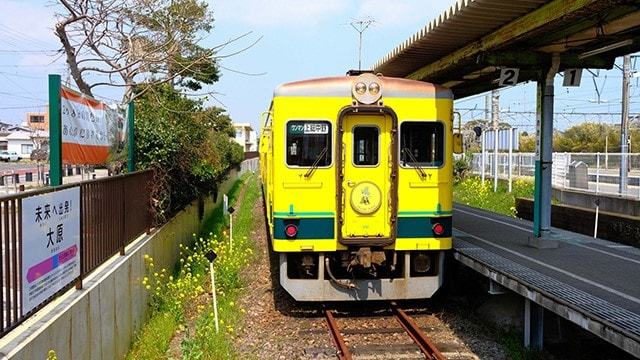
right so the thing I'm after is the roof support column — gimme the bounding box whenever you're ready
[530,55,559,248]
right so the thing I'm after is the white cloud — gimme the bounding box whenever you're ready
[355,0,452,29]
[212,0,348,27]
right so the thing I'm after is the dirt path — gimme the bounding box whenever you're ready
[234,193,508,359]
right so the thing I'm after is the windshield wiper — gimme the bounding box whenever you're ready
[402,147,427,179]
[304,147,328,178]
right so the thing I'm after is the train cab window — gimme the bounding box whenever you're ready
[286,121,332,167]
[353,126,379,166]
[400,122,444,167]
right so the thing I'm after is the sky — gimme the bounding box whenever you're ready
[0,0,638,134]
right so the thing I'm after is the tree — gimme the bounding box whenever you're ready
[555,122,619,152]
[54,0,219,101]
[134,84,243,218]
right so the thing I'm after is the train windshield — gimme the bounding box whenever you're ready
[400,122,444,167]
[353,126,379,166]
[286,120,332,167]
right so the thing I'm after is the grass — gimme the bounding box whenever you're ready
[498,330,548,360]
[127,173,260,360]
[179,173,261,359]
[453,176,534,217]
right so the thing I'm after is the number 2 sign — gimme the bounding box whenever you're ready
[499,68,519,86]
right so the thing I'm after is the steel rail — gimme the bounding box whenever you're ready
[391,302,445,360]
[324,308,352,360]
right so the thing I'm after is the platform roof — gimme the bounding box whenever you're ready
[373,0,640,98]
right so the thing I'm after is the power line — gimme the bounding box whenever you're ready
[0,105,47,110]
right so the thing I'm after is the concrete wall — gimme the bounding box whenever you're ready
[0,171,240,360]
[552,187,640,217]
[516,198,640,247]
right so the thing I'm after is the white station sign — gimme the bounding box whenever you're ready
[21,187,80,313]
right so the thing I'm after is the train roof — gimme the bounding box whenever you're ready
[274,76,452,100]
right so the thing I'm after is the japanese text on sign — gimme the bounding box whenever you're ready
[21,187,80,314]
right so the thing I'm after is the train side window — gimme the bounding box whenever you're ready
[400,122,444,167]
[353,126,379,166]
[286,121,332,167]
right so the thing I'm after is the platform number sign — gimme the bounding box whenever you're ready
[499,68,519,86]
[563,69,582,87]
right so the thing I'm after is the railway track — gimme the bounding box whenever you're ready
[314,302,476,360]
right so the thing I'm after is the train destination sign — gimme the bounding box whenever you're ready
[288,122,329,135]
[21,187,80,314]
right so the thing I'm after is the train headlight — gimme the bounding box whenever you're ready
[432,223,445,236]
[285,224,298,238]
[351,73,383,105]
[368,82,380,95]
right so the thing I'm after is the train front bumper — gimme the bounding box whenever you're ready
[279,252,444,301]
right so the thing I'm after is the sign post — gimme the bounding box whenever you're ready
[48,75,63,186]
[127,101,136,172]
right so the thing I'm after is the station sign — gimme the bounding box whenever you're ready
[499,68,520,87]
[21,187,80,314]
[485,128,519,151]
[562,69,583,87]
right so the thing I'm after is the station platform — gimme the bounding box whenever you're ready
[452,203,640,357]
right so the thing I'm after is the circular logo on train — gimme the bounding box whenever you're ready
[350,181,382,215]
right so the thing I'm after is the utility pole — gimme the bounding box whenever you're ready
[492,89,500,192]
[620,54,630,195]
[485,95,490,122]
[350,19,375,71]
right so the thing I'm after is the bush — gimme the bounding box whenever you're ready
[453,155,471,181]
[134,84,244,218]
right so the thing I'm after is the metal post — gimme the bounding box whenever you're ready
[210,262,219,333]
[127,101,136,173]
[620,55,631,195]
[492,89,500,192]
[524,298,544,350]
[481,131,486,184]
[531,55,559,248]
[48,74,62,186]
[596,153,600,194]
[508,128,513,193]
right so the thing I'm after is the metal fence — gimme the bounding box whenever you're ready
[240,157,259,174]
[470,152,640,198]
[0,170,153,336]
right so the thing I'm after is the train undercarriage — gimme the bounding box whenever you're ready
[280,249,444,301]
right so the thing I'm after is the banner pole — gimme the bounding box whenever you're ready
[48,74,62,186]
[127,101,135,172]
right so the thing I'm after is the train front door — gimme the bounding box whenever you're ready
[341,114,393,241]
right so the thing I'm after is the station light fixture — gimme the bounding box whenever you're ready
[578,39,633,59]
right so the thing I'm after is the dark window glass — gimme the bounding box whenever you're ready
[400,122,444,167]
[353,126,379,166]
[286,121,331,166]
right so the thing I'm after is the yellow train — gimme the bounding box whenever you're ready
[259,71,460,301]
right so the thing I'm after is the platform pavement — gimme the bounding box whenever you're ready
[452,203,640,356]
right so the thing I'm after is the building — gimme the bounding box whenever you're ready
[25,111,49,131]
[0,127,35,157]
[232,123,257,152]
